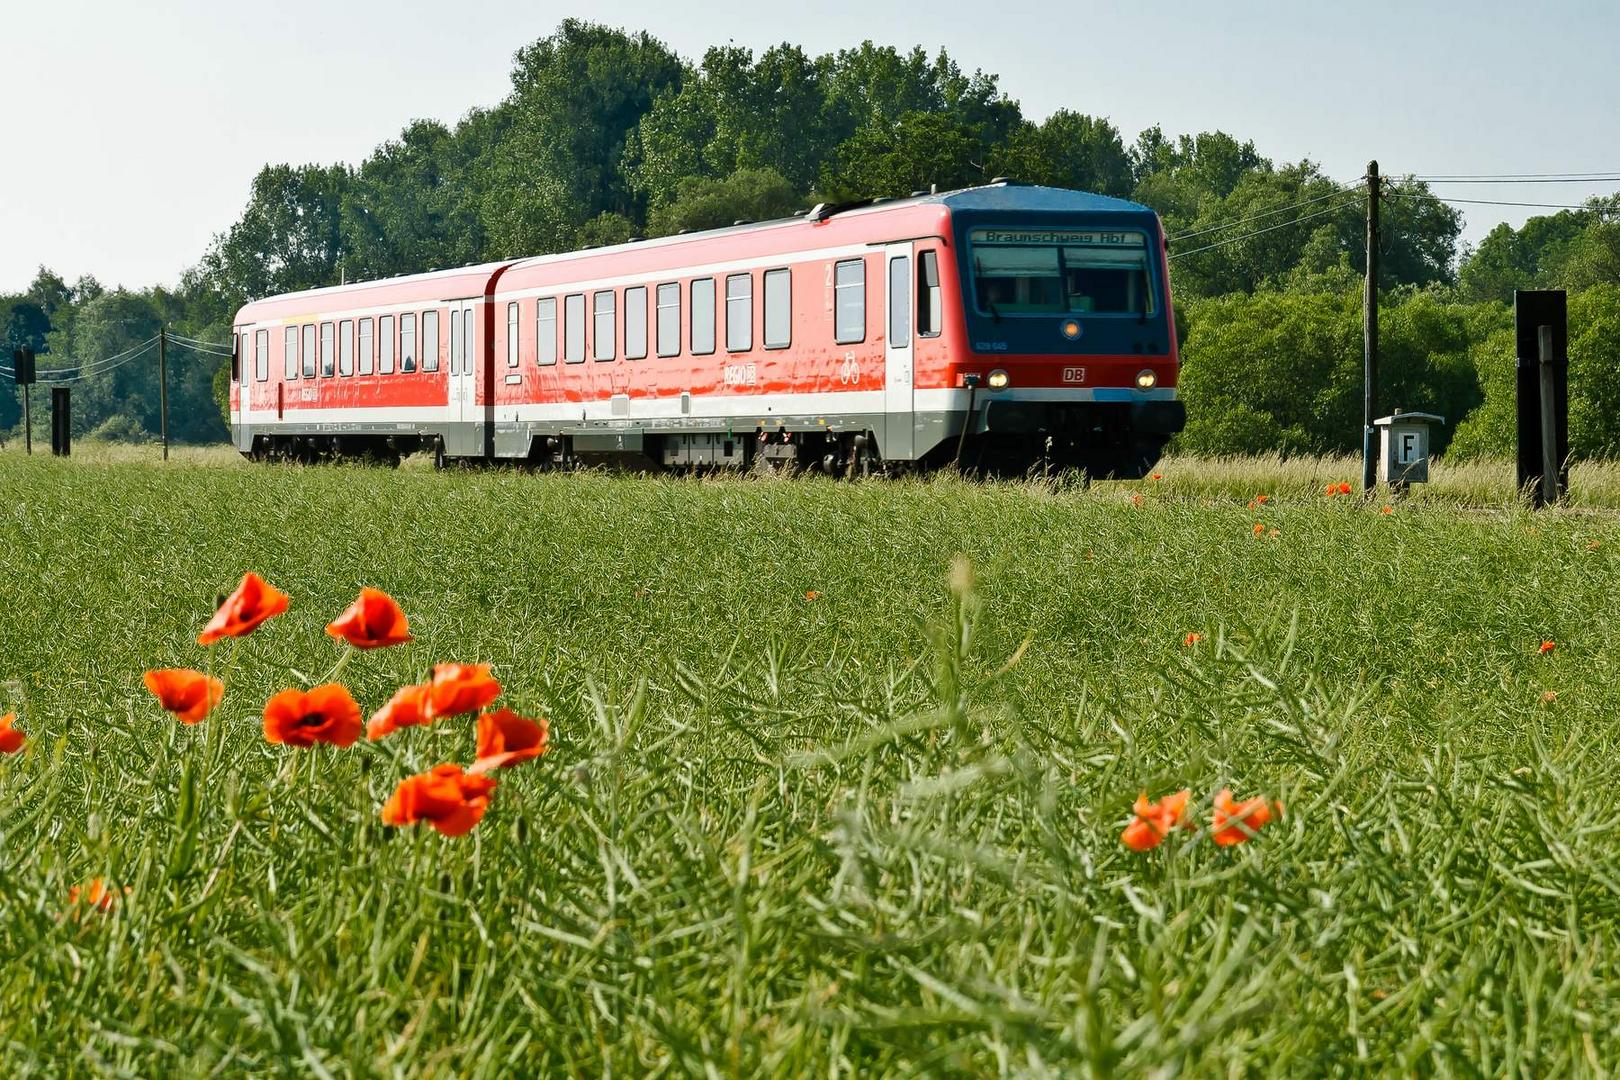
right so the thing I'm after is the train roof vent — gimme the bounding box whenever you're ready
[806,198,878,223]
[627,236,646,242]
[792,209,808,217]
[909,189,929,198]
[733,219,753,226]
[989,176,1024,186]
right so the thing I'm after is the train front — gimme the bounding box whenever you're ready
[942,185,1184,477]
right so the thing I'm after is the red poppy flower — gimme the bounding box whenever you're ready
[1182,632,1202,647]
[1122,789,1191,851]
[262,683,362,747]
[1252,522,1266,536]
[326,587,413,649]
[1338,482,1353,496]
[1539,640,1556,654]
[381,764,498,836]
[425,663,501,719]
[68,878,129,914]
[1255,494,1270,504]
[366,683,431,740]
[142,668,225,724]
[1210,788,1281,846]
[198,572,289,645]
[1381,505,1394,515]
[1151,472,1163,481]
[804,590,821,601]
[0,712,23,754]
[468,708,550,774]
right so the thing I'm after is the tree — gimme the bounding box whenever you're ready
[193,163,351,313]
[481,21,684,256]
[647,169,802,237]
[820,111,988,200]
[988,111,1133,196]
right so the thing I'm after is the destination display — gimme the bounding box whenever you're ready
[970,229,1146,247]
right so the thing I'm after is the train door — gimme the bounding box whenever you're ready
[883,243,915,460]
[448,299,477,424]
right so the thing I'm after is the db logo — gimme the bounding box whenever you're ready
[1062,367,1087,384]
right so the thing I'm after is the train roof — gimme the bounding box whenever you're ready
[235,183,1157,322]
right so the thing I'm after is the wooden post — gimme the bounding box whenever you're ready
[22,384,30,456]
[1362,160,1380,493]
[1539,325,1559,505]
[159,327,169,462]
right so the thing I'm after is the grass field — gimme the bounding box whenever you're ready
[3,449,1620,1075]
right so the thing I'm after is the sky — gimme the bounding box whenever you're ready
[3,0,1617,294]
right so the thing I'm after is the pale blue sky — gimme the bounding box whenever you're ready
[3,0,1616,293]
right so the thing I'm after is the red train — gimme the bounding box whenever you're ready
[229,182,1184,476]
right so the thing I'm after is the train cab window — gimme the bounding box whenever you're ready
[450,309,463,374]
[254,329,269,382]
[763,269,791,349]
[506,302,520,367]
[564,294,585,363]
[319,322,335,377]
[358,318,374,375]
[339,319,354,376]
[283,327,298,379]
[380,315,396,374]
[725,273,752,352]
[625,286,647,360]
[834,259,865,344]
[231,334,241,382]
[888,256,910,348]
[918,251,942,337]
[656,283,680,357]
[302,324,316,378]
[690,278,716,355]
[536,298,557,365]
[593,290,615,361]
[400,314,416,373]
[422,310,439,372]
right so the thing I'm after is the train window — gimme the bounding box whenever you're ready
[302,324,316,378]
[358,318,374,375]
[462,305,473,373]
[506,302,520,367]
[232,334,242,382]
[835,259,865,344]
[284,327,298,379]
[450,309,463,374]
[320,322,335,377]
[918,251,942,337]
[421,310,439,372]
[339,319,355,376]
[255,329,269,382]
[763,269,791,349]
[725,274,752,352]
[536,298,557,365]
[563,294,585,363]
[690,278,716,355]
[593,290,615,361]
[380,315,396,374]
[656,283,680,357]
[624,286,647,360]
[400,313,416,373]
[888,256,910,348]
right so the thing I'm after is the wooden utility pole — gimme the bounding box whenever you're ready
[1362,160,1380,492]
[159,327,169,462]
[22,384,31,455]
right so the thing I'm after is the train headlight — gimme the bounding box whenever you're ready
[1060,319,1082,341]
[987,369,1010,390]
[1135,368,1158,390]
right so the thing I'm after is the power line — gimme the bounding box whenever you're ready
[0,335,160,382]
[1167,183,1362,244]
[1384,192,1612,212]
[1167,198,1362,261]
[1406,171,1620,181]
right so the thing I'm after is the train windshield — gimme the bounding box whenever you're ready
[969,228,1154,316]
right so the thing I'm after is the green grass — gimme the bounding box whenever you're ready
[2,453,1619,1075]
